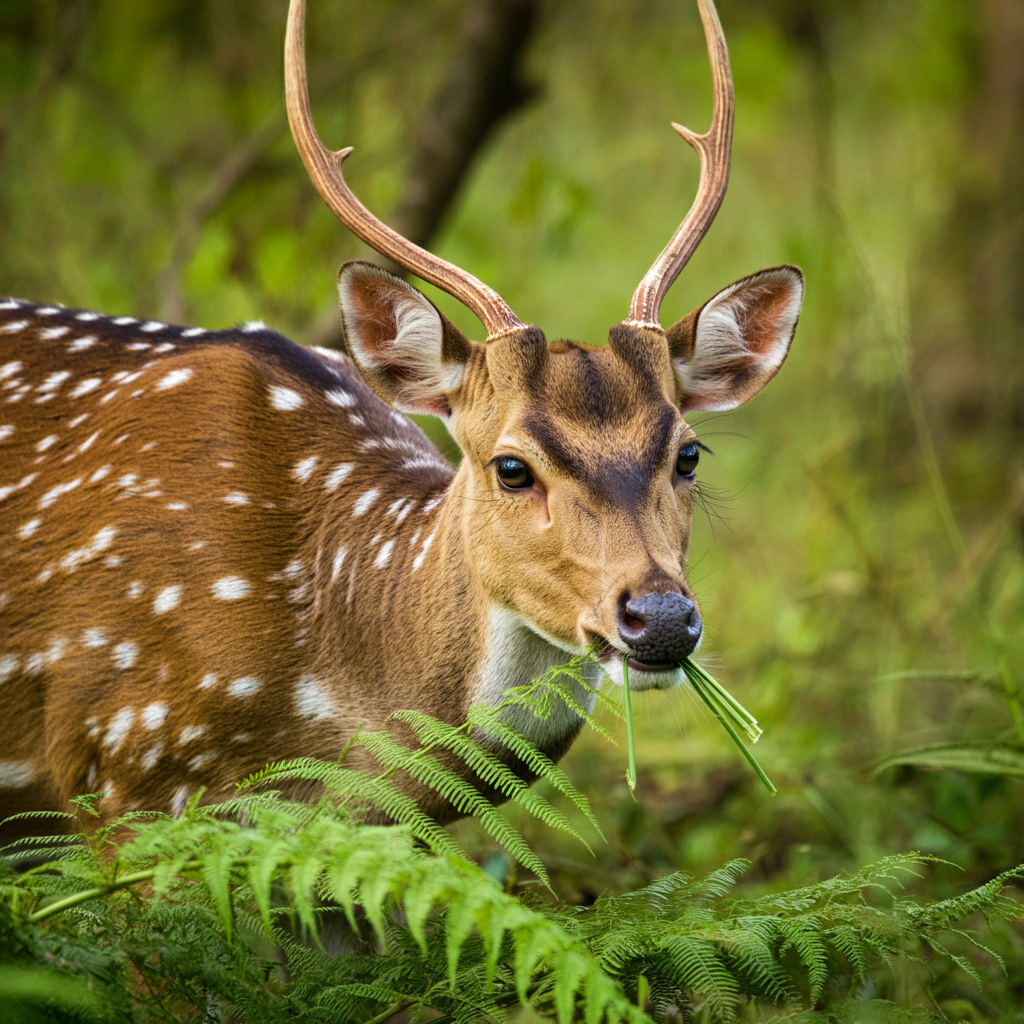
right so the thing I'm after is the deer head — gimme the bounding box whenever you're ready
[286,0,803,695]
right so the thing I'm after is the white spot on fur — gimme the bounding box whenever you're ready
[112,641,138,669]
[0,762,35,788]
[39,325,70,340]
[0,424,13,441]
[39,476,82,509]
[374,539,395,569]
[412,526,438,571]
[153,585,182,614]
[421,494,444,515]
[0,654,19,683]
[104,707,134,752]
[141,320,167,333]
[324,463,354,492]
[90,464,111,483]
[36,435,57,452]
[171,785,189,817]
[83,628,108,647]
[68,335,97,352]
[0,473,36,504]
[126,582,144,600]
[331,546,347,581]
[352,488,379,516]
[156,368,193,390]
[292,455,318,483]
[179,725,206,744]
[141,743,164,771]
[228,676,261,697]
[18,518,41,540]
[1,320,29,334]
[36,370,71,395]
[75,311,100,321]
[78,430,100,453]
[325,388,356,408]
[223,491,249,504]
[188,752,216,771]
[59,525,116,572]
[268,386,303,411]
[294,675,336,720]
[212,576,250,600]
[141,702,169,730]
[198,673,218,690]
[69,377,102,398]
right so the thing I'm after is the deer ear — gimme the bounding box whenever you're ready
[338,261,471,419]
[665,265,804,413]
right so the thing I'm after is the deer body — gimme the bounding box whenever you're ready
[0,301,601,822]
[0,0,805,828]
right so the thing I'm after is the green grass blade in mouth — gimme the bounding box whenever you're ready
[621,656,638,796]
[680,656,777,796]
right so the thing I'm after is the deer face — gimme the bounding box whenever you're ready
[339,261,803,692]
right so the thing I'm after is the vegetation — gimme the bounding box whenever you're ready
[2,0,1022,1019]
[2,666,1022,1021]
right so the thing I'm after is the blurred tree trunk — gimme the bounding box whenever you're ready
[975,0,1024,543]
[313,0,539,347]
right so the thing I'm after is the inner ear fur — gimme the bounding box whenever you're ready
[338,261,472,418]
[665,264,804,413]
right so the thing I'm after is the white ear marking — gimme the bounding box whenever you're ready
[675,266,803,413]
[339,265,465,416]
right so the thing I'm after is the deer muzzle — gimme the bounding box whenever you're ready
[617,592,702,669]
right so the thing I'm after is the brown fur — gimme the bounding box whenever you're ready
[0,259,801,833]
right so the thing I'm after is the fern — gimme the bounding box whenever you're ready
[3,670,1023,1022]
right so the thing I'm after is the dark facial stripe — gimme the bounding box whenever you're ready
[521,401,678,509]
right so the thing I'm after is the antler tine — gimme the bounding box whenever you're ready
[284,0,526,340]
[628,0,734,328]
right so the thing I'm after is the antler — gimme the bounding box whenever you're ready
[284,0,527,340]
[628,0,734,328]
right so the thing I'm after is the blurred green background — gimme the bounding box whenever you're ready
[2,0,1022,1014]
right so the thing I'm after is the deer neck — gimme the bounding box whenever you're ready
[306,456,597,754]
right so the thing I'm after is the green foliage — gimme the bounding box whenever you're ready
[874,663,1024,781]
[2,681,1022,1023]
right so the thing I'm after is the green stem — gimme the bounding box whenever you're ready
[362,999,417,1024]
[622,656,637,795]
[28,867,162,923]
[689,681,777,796]
[999,659,1024,746]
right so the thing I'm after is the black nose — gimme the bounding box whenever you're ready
[617,592,702,664]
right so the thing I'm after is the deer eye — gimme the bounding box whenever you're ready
[495,457,534,489]
[676,443,700,479]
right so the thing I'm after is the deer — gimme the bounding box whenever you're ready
[0,0,802,832]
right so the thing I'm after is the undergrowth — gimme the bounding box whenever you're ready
[2,656,1022,1023]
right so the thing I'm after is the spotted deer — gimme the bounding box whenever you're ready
[0,0,802,829]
